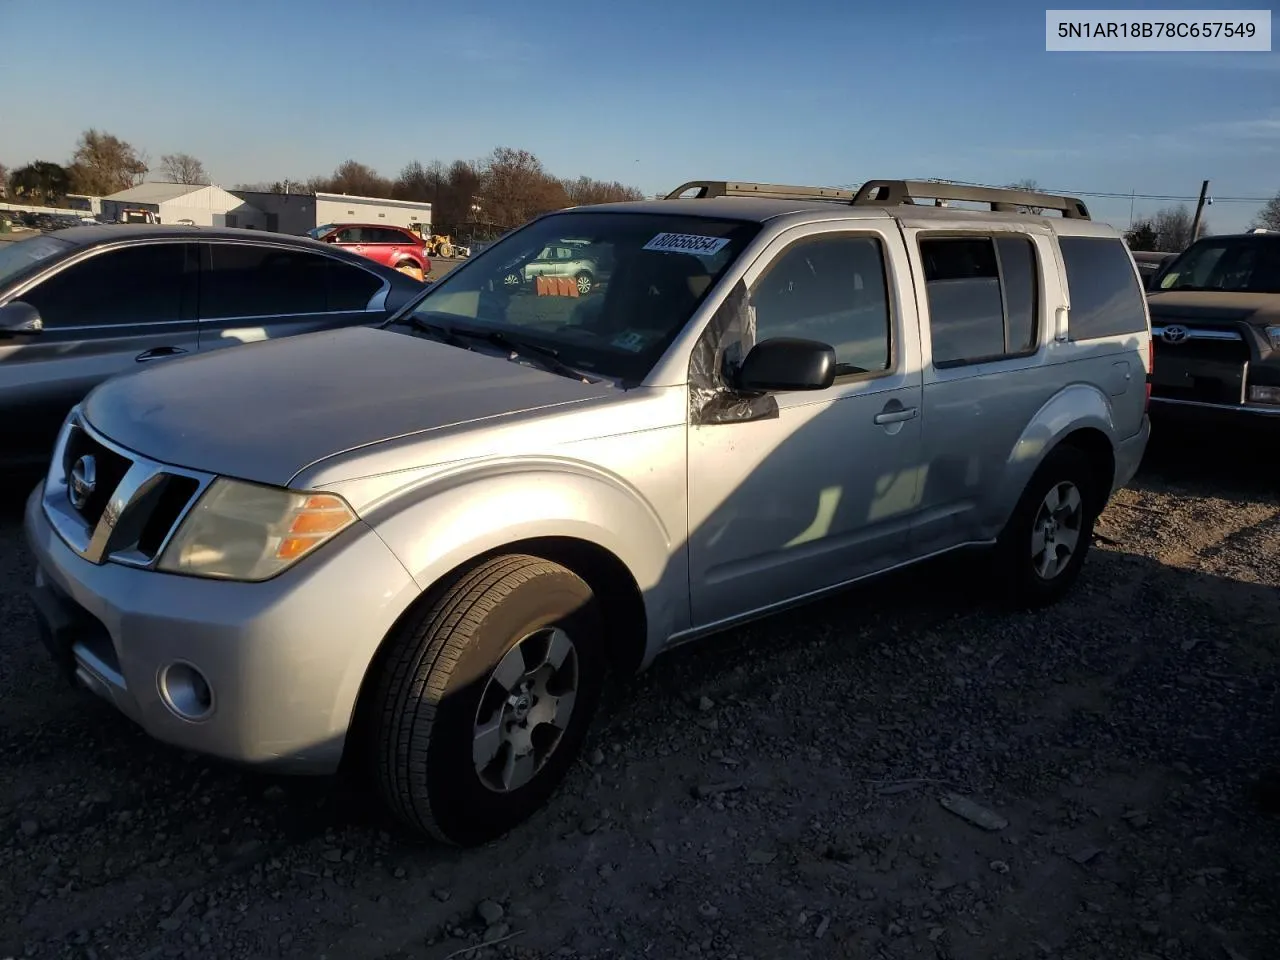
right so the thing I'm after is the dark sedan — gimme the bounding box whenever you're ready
[0,225,425,466]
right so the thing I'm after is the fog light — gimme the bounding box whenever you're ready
[158,662,214,721]
[1247,385,1280,405]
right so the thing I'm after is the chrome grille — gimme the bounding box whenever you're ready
[42,411,212,568]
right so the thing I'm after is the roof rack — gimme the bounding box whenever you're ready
[851,180,1091,219]
[665,181,856,202]
[665,178,1091,220]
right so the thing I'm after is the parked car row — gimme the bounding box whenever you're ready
[17,178,1156,848]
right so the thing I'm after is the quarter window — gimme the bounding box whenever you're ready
[201,244,328,318]
[20,243,188,328]
[1060,236,1153,339]
[750,235,892,375]
[326,259,384,310]
[920,235,1040,366]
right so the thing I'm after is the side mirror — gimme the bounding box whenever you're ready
[736,337,836,393]
[0,301,44,340]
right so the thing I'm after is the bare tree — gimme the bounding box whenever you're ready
[1152,205,1204,251]
[68,129,148,195]
[0,163,7,198]
[1252,192,1280,232]
[324,160,393,197]
[159,152,208,184]
[478,147,569,229]
[561,176,645,206]
[1005,178,1045,215]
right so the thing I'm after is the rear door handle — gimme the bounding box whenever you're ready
[135,346,188,362]
[874,406,919,425]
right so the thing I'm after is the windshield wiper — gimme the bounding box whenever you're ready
[395,314,598,383]
[467,329,599,384]
[398,314,474,350]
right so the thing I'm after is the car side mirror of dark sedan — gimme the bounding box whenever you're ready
[736,337,837,393]
[0,301,44,339]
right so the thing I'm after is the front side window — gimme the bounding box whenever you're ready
[20,243,187,328]
[921,235,1040,366]
[1156,236,1280,295]
[751,235,892,375]
[200,244,328,319]
[396,211,760,382]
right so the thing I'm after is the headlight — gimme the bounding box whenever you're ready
[157,478,356,582]
[1266,325,1280,351]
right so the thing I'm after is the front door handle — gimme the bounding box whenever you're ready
[135,346,188,362]
[874,406,919,425]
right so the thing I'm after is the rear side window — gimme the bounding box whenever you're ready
[20,243,187,328]
[1059,236,1147,340]
[920,235,1039,367]
[201,244,328,318]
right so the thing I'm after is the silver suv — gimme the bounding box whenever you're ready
[24,179,1152,847]
[501,241,601,294]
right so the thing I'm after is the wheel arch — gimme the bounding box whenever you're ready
[990,383,1121,535]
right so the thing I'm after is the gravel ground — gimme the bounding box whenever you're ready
[1,420,1277,960]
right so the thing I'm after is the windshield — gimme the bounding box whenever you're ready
[393,211,760,382]
[0,234,74,289]
[1156,236,1280,294]
[307,224,336,239]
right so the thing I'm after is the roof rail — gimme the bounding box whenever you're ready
[851,180,1091,219]
[665,180,856,202]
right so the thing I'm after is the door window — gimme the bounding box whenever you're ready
[751,235,892,376]
[920,235,1040,366]
[201,244,329,318]
[326,259,385,311]
[19,243,187,328]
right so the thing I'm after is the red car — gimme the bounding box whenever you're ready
[309,223,431,280]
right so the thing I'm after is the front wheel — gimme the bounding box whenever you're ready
[395,260,425,282]
[993,445,1099,609]
[575,271,594,295]
[368,555,604,846]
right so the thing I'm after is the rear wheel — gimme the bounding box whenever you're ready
[993,445,1099,609]
[368,555,604,846]
[395,260,425,282]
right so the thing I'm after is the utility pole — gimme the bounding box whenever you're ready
[1190,179,1210,243]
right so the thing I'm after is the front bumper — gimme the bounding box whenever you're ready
[24,484,420,773]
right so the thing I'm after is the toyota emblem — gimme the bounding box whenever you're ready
[69,454,97,510]
[1161,324,1190,345]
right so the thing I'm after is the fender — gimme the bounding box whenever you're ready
[358,456,687,663]
[985,381,1117,536]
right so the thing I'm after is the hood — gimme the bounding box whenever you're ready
[1146,290,1280,326]
[81,326,617,486]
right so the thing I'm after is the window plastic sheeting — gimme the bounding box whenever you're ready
[688,279,778,425]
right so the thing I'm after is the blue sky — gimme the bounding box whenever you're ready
[2,0,1277,232]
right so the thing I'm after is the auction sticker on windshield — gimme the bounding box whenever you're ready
[643,233,731,256]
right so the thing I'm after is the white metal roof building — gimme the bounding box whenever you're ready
[101,182,267,228]
[313,192,432,233]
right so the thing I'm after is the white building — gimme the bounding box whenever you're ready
[101,182,267,228]
[314,192,431,234]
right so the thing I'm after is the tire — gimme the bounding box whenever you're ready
[395,260,424,282]
[993,444,1100,609]
[575,271,593,295]
[503,271,523,289]
[439,242,455,258]
[369,554,604,846]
